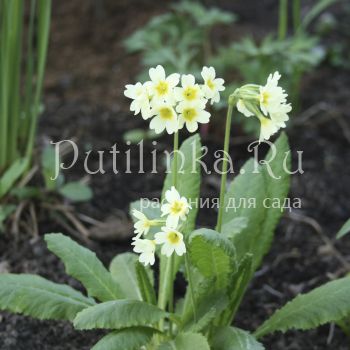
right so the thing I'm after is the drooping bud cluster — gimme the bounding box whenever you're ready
[233,72,291,142]
[124,65,225,135]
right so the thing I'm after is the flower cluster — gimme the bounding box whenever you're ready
[235,71,291,142]
[124,65,225,135]
[131,186,191,266]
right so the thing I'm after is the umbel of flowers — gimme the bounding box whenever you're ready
[124,65,225,135]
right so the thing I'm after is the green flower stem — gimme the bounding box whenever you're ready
[278,0,288,40]
[185,253,197,322]
[293,0,301,33]
[216,102,234,232]
[157,131,179,332]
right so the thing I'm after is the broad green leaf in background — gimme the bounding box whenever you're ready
[158,332,210,350]
[45,233,123,302]
[211,326,265,350]
[221,216,249,238]
[74,299,167,330]
[189,229,237,289]
[0,158,28,198]
[92,327,156,350]
[255,277,350,338]
[222,133,291,271]
[0,274,94,321]
[58,181,93,202]
[109,252,154,302]
[336,218,350,239]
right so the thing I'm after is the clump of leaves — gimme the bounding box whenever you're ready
[1,134,350,349]
[124,0,236,79]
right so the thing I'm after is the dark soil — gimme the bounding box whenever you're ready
[1,0,350,349]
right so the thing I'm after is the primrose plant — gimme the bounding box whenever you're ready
[1,65,350,349]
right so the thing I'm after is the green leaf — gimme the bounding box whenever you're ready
[159,332,210,350]
[211,327,265,350]
[58,181,93,202]
[336,218,350,239]
[135,261,157,305]
[255,277,350,338]
[222,216,249,238]
[109,253,143,301]
[92,327,155,350]
[189,229,237,288]
[41,144,59,190]
[0,158,28,198]
[0,274,94,321]
[222,133,291,271]
[109,252,154,303]
[218,253,253,326]
[0,204,16,231]
[74,299,167,330]
[181,275,229,332]
[45,233,122,302]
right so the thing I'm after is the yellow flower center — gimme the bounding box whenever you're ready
[182,108,197,122]
[155,81,169,96]
[159,107,173,120]
[261,91,270,106]
[183,86,198,101]
[143,220,151,229]
[206,79,215,90]
[170,200,184,215]
[167,231,180,244]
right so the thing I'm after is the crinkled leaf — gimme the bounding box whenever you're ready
[255,277,350,338]
[211,326,265,350]
[159,332,210,350]
[189,229,237,288]
[92,327,155,350]
[74,299,167,330]
[0,274,94,321]
[181,277,229,332]
[218,253,253,326]
[45,233,122,301]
